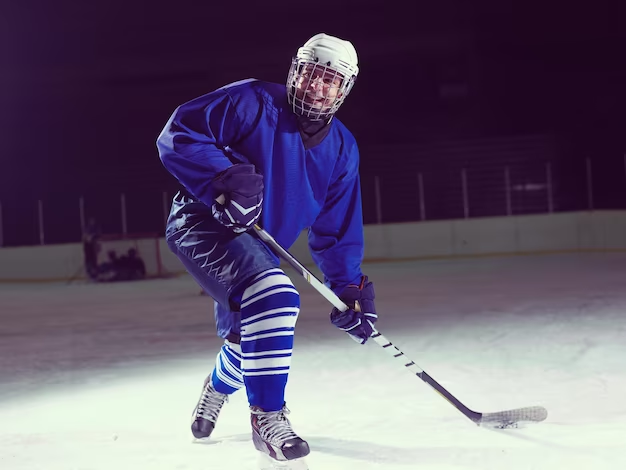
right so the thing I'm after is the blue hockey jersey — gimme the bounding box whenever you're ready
[157,79,364,295]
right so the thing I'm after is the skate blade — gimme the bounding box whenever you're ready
[256,453,309,470]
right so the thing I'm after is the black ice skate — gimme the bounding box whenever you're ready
[191,376,229,439]
[250,405,310,461]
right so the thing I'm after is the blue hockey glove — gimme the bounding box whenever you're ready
[211,164,264,233]
[330,276,377,344]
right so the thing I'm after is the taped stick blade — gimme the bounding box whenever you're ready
[477,406,548,429]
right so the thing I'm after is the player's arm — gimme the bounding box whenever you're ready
[308,143,364,295]
[157,88,264,232]
[156,89,245,208]
[308,143,378,344]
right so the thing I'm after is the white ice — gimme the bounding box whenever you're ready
[1,253,626,470]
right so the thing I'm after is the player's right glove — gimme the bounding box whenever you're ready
[211,164,264,233]
[330,276,377,344]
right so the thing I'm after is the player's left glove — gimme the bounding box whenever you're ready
[330,276,377,344]
[211,164,264,233]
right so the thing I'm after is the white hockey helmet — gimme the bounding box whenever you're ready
[286,33,359,121]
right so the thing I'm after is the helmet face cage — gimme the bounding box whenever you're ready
[287,58,356,121]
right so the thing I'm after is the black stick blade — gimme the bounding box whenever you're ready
[477,406,548,429]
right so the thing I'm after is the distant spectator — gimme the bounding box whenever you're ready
[120,248,146,281]
[98,248,146,282]
[97,250,119,282]
[82,217,101,281]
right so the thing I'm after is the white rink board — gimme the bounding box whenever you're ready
[1,210,626,281]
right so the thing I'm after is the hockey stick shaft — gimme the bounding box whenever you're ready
[253,225,482,423]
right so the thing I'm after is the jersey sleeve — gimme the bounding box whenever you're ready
[156,88,250,207]
[307,141,364,296]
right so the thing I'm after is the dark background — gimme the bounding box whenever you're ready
[1,0,624,245]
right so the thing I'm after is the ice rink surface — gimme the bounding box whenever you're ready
[1,253,625,469]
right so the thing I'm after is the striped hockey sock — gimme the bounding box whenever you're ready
[210,340,244,395]
[240,269,300,412]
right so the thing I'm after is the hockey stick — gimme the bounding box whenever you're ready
[253,225,548,429]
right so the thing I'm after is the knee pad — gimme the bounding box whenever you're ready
[240,268,300,330]
[240,268,300,359]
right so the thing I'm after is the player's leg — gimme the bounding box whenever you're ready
[239,269,310,461]
[165,239,239,438]
[165,193,280,439]
[189,339,243,439]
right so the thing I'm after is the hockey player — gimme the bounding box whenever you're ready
[157,33,378,463]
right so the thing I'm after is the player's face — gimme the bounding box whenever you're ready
[294,64,344,111]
